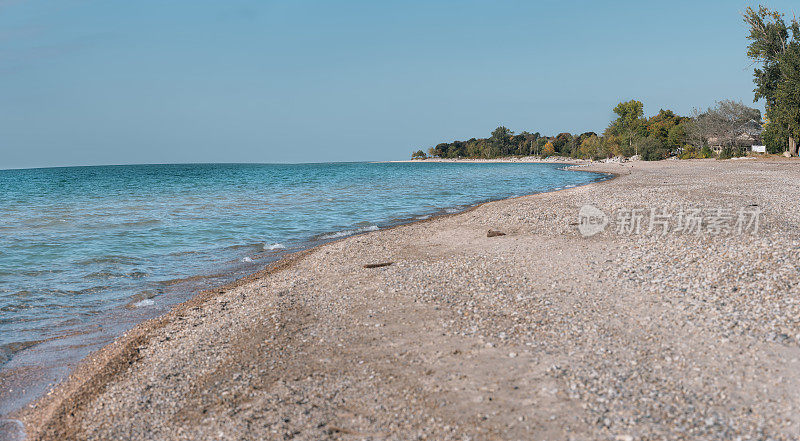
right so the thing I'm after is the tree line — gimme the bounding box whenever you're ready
[412,4,800,161]
[412,99,762,161]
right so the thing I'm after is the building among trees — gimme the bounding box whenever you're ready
[707,119,764,153]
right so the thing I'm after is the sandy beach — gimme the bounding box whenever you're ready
[13,159,800,440]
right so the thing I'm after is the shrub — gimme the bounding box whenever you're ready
[634,136,669,160]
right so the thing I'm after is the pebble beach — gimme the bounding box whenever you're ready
[13,158,800,440]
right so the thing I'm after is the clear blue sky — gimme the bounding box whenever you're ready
[1,0,797,168]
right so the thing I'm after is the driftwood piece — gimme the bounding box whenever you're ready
[363,262,393,269]
[487,230,506,237]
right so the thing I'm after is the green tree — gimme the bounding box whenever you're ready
[465,139,481,158]
[578,135,605,160]
[411,150,427,159]
[491,126,512,143]
[646,109,685,147]
[518,131,540,155]
[775,41,800,153]
[533,137,549,156]
[552,133,573,155]
[491,126,513,156]
[634,136,670,161]
[605,100,645,155]
[432,143,450,158]
[666,123,687,151]
[761,118,791,153]
[744,6,800,154]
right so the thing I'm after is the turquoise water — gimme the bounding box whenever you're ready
[0,162,607,415]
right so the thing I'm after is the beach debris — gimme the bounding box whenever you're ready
[487,230,506,237]
[363,262,393,269]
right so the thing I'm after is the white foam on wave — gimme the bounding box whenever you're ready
[444,207,461,214]
[319,225,379,240]
[241,256,253,263]
[415,214,431,220]
[263,243,286,251]
[134,299,155,308]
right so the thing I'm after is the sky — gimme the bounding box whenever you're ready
[0,0,797,169]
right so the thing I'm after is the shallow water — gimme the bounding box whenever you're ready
[0,162,608,418]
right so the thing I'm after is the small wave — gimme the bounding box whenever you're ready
[263,243,286,251]
[77,255,141,265]
[84,270,122,280]
[133,299,155,308]
[0,340,42,366]
[319,225,379,240]
[61,285,111,296]
[20,268,65,277]
[84,269,145,280]
[0,346,12,366]
[119,219,162,227]
[444,207,461,214]
[415,214,431,220]
[125,290,158,309]
[241,256,253,263]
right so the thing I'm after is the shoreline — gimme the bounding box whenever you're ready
[13,159,800,440]
[0,163,614,438]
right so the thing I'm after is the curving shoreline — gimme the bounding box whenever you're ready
[13,159,800,440]
[0,161,607,429]
[1,162,611,438]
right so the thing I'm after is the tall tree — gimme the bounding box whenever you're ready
[553,133,574,155]
[605,100,645,155]
[491,126,513,155]
[744,6,800,154]
[775,40,800,154]
[646,109,684,147]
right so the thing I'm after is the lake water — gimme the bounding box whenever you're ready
[0,162,608,419]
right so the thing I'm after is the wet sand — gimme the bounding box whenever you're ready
[13,159,800,440]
